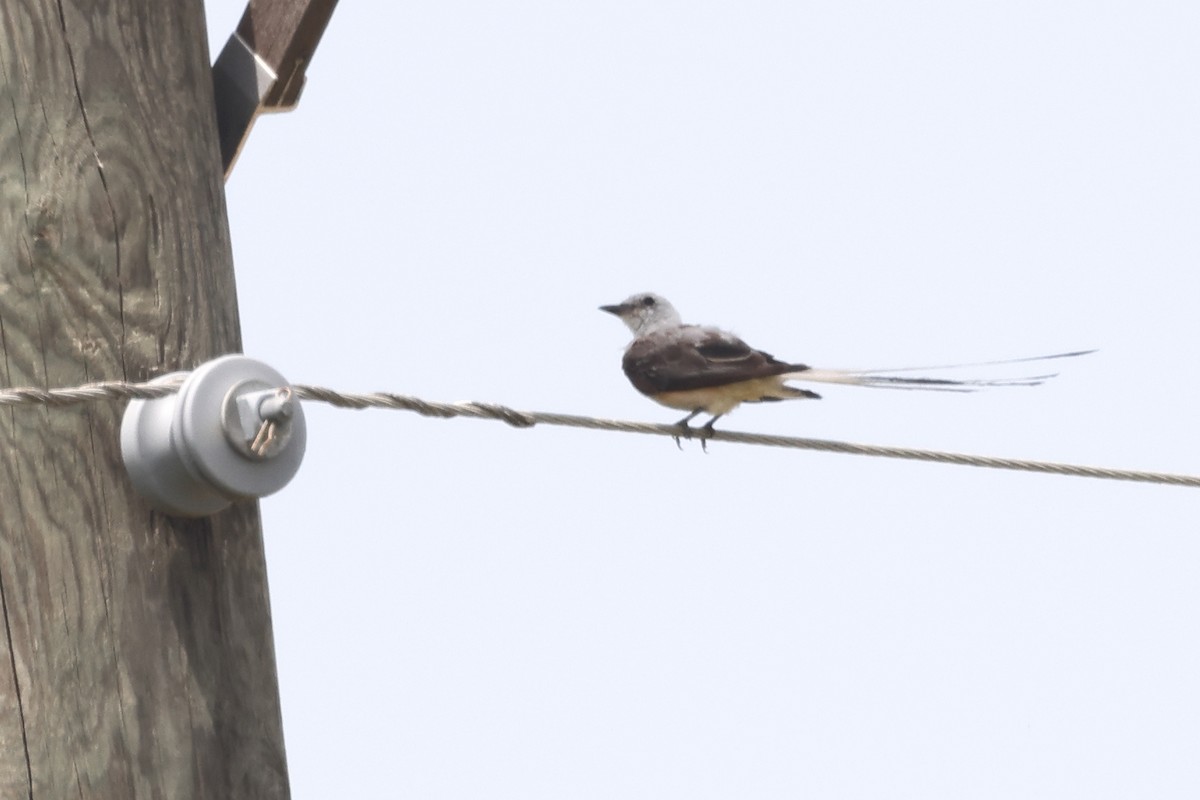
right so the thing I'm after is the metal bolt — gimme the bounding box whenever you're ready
[222,383,296,460]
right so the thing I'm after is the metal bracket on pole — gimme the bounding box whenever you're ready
[213,32,281,174]
[212,0,340,177]
[120,355,307,517]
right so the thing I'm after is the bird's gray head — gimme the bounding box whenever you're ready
[600,293,683,336]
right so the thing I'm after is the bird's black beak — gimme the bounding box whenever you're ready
[599,303,627,316]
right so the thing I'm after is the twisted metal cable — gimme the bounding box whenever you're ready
[288,385,1200,489]
[1,378,1197,488]
[0,376,185,407]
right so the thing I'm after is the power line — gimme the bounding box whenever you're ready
[0,378,185,407]
[1,378,1196,489]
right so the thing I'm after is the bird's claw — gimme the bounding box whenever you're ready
[671,422,716,452]
[672,422,690,450]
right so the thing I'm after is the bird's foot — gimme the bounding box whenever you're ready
[672,411,704,450]
[671,422,691,450]
[670,414,720,452]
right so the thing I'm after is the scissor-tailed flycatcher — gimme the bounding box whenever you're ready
[601,292,1089,436]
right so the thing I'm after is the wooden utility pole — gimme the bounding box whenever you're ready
[0,1,289,797]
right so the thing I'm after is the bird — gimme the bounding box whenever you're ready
[600,292,1090,441]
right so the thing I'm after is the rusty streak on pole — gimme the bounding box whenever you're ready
[0,1,289,797]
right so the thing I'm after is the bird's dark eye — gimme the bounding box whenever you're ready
[641,296,656,307]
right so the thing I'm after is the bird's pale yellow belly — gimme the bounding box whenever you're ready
[653,378,791,415]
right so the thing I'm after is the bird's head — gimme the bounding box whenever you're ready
[600,293,682,336]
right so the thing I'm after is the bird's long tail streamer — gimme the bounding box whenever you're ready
[789,349,1095,392]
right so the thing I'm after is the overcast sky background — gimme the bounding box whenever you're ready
[202,2,1200,797]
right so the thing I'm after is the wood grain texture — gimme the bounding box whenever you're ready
[0,1,289,797]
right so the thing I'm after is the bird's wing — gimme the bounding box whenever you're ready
[622,326,808,394]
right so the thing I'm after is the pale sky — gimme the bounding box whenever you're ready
[204,2,1200,797]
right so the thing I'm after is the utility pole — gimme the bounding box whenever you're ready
[0,1,289,797]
